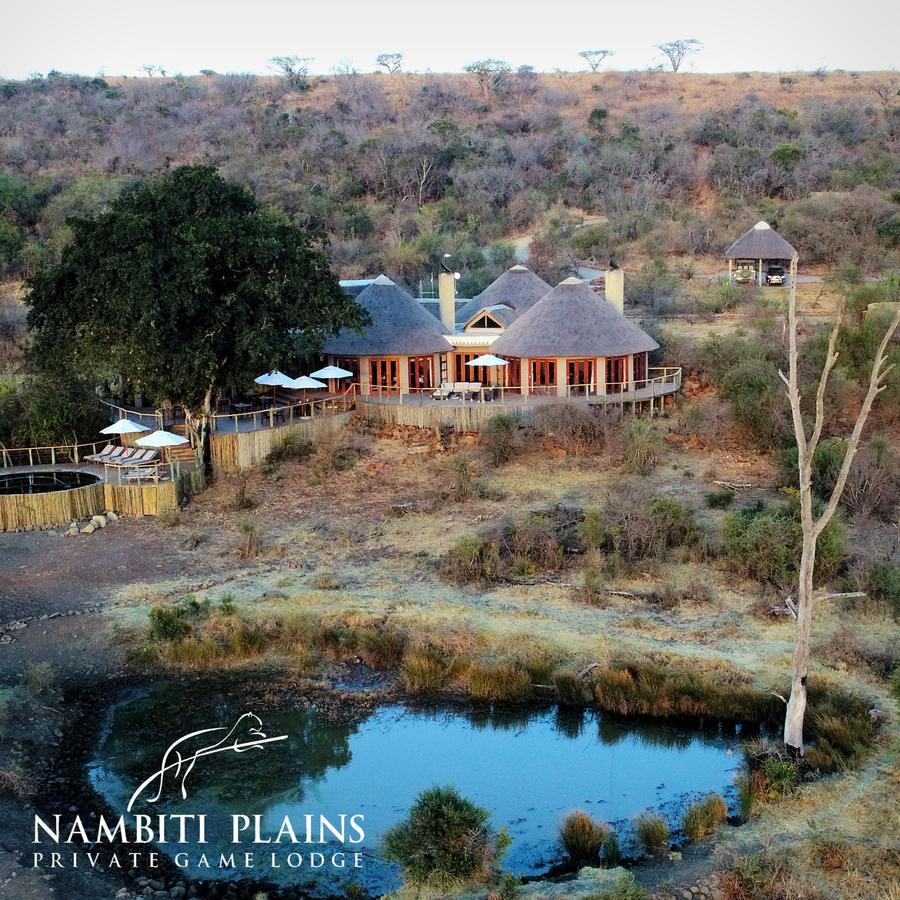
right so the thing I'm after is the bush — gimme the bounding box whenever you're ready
[595,872,647,900]
[231,478,256,510]
[622,420,661,475]
[20,662,54,697]
[382,786,508,886]
[761,758,800,797]
[149,605,191,642]
[682,793,728,841]
[705,489,735,509]
[441,535,502,583]
[558,810,607,864]
[573,565,606,605]
[266,432,312,464]
[468,663,532,702]
[451,455,481,501]
[532,403,607,454]
[481,413,523,465]
[600,829,621,866]
[634,813,669,856]
[724,498,845,588]
[577,508,605,549]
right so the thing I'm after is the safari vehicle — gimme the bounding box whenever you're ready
[732,263,756,283]
[766,265,786,286]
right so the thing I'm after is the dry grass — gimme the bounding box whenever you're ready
[467,662,532,702]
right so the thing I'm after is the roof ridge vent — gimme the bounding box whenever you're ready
[559,276,584,285]
[509,264,528,271]
[373,274,395,285]
[753,221,771,230]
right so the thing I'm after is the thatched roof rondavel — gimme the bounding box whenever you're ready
[456,264,552,327]
[724,221,798,261]
[325,275,453,357]
[491,277,659,359]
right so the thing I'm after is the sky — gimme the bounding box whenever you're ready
[1,0,898,79]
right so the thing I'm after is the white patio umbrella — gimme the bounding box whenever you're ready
[288,375,327,403]
[310,365,354,379]
[466,353,509,388]
[135,429,190,463]
[100,418,150,435]
[254,370,295,403]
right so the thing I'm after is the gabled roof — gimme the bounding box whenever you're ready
[325,275,453,357]
[456,265,552,327]
[724,221,797,260]
[491,277,659,358]
[465,304,517,329]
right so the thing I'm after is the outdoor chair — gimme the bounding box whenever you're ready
[85,443,115,462]
[432,381,454,400]
[94,445,127,463]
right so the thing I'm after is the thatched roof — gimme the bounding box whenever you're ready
[325,275,453,357]
[491,278,659,358]
[724,221,797,260]
[456,265,552,327]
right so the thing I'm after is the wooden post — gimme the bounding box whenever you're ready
[728,259,733,279]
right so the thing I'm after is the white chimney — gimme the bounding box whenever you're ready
[605,269,624,313]
[438,271,457,331]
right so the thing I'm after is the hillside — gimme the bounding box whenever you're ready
[1,69,898,295]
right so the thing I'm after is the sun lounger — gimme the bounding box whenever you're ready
[93,445,127,463]
[85,443,115,462]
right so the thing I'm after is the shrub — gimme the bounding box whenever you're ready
[293,642,313,674]
[231,477,256,510]
[239,519,262,558]
[451,455,481,501]
[157,507,183,527]
[149,605,191,642]
[532,403,607,454]
[595,872,647,900]
[482,413,523,465]
[577,508,605,549]
[573,565,606,605]
[682,793,728,841]
[761,758,800,797]
[724,498,845,588]
[634,813,669,856]
[441,535,502,583]
[558,810,607,864]
[217,595,237,616]
[266,432,312,464]
[622,420,661,475]
[468,663,532,702]
[382,786,508,885]
[20,662,54,697]
[402,650,450,693]
[859,561,900,618]
[705,489,735,509]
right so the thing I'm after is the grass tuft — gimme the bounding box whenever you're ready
[634,813,669,856]
[558,810,607,864]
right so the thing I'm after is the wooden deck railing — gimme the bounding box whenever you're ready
[206,395,356,433]
[357,367,682,404]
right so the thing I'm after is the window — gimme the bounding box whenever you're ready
[408,356,434,391]
[454,352,489,385]
[334,357,360,386]
[530,359,556,390]
[606,356,628,393]
[633,353,647,389]
[370,357,401,394]
[468,313,502,329]
[566,359,593,395]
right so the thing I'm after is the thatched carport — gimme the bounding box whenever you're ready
[725,221,798,286]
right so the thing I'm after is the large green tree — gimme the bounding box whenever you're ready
[25,165,365,453]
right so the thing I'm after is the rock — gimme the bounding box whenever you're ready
[80,524,96,534]
[65,527,79,537]
[518,866,632,898]
[106,510,118,520]
[91,514,107,528]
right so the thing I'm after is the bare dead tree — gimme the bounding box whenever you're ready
[656,39,702,72]
[140,64,161,77]
[870,78,899,139]
[376,53,404,74]
[780,257,900,752]
[578,50,615,72]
